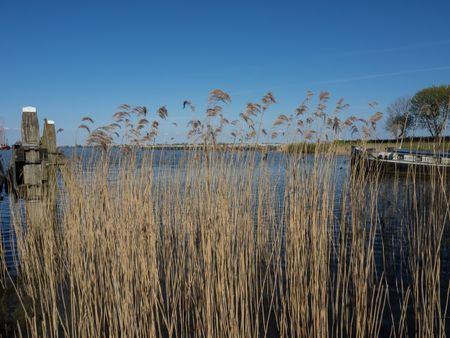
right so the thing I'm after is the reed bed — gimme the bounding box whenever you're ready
[1,90,449,337]
[0,144,447,337]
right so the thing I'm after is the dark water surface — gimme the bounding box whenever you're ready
[1,147,449,335]
[1,147,450,276]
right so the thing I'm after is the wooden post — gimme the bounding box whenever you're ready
[41,120,59,222]
[21,107,40,146]
[42,120,57,157]
[41,119,57,184]
[20,107,44,228]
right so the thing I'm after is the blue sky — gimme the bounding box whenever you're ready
[1,0,450,144]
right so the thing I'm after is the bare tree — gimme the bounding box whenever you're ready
[385,96,414,139]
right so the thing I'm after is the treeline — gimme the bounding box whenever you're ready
[385,85,450,138]
[338,135,450,144]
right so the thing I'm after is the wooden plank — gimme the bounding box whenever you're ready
[26,185,42,200]
[25,149,41,163]
[23,164,42,186]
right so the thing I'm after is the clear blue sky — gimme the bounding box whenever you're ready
[1,0,450,144]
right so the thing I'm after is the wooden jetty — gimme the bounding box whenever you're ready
[2,107,64,227]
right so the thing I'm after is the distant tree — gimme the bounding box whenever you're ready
[410,85,450,138]
[385,96,414,139]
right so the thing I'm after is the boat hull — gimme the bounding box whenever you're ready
[350,146,450,176]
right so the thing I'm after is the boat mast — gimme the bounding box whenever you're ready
[0,124,5,145]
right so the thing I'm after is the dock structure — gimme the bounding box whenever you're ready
[8,107,64,227]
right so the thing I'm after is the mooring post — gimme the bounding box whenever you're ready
[20,107,45,227]
[41,119,59,224]
[41,119,57,185]
[21,107,40,146]
[42,120,57,161]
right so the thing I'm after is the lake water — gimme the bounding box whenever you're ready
[1,147,450,335]
[1,148,449,276]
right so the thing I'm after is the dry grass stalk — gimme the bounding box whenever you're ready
[1,90,449,337]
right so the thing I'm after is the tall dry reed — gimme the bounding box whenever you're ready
[0,90,449,337]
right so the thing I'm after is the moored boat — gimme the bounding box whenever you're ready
[351,146,450,175]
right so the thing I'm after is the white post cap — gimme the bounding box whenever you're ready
[22,106,37,113]
[47,120,55,125]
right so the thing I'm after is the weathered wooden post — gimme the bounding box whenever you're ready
[41,119,59,224]
[41,119,57,185]
[41,120,57,162]
[19,106,45,227]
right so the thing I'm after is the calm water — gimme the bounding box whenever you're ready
[0,150,17,274]
[1,147,449,284]
[1,147,450,335]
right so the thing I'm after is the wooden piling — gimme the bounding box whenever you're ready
[21,107,40,145]
[41,119,59,221]
[42,120,57,157]
[18,107,45,227]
